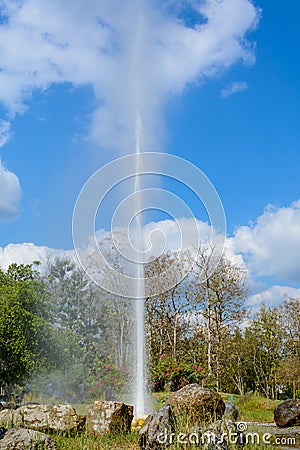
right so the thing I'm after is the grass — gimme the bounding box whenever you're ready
[53,432,279,450]
[54,430,140,450]
[218,391,280,423]
[234,392,280,423]
[52,423,280,449]
[152,391,171,409]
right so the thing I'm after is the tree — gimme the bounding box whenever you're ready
[220,327,263,395]
[191,247,248,391]
[280,296,300,357]
[102,294,133,368]
[84,234,136,367]
[245,304,284,398]
[46,257,107,379]
[145,251,193,363]
[0,263,53,388]
[274,296,300,398]
[276,355,300,398]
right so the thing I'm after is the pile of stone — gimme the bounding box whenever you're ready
[0,383,247,449]
[0,400,133,448]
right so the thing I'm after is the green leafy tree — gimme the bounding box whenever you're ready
[0,263,54,388]
[245,304,284,398]
[280,296,300,356]
[46,257,108,380]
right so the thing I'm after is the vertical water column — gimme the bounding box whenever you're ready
[133,115,146,417]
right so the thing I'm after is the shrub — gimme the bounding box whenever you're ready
[87,363,128,399]
[150,356,209,392]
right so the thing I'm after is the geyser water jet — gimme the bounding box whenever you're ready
[132,112,147,417]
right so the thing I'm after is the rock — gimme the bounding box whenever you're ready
[86,401,133,435]
[224,402,239,421]
[166,384,225,426]
[139,405,175,450]
[0,404,79,432]
[274,399,300,427]
[0,427,57,449]
[138,407,243,450]
[0,402,8,412]
[200,419,244,450]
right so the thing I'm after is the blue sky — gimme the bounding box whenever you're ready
[0,0,299,306]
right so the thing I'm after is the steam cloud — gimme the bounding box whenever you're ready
[0,0,259,153]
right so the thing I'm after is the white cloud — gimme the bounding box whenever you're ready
[0,120,11,147]
[0,0,259,151]
[143,217,214,256]
[231,200,300,283]
[0,160,22,220]
[247,285,300,309]
[221,81,249,97]
[0,242,72,271]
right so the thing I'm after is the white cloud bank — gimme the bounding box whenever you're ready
[0,242,71,271]
[231,200,300,283]
[247,285,300,309]
[0,219,215,270]
[2,199,300,306]
[0,160,22,220]
[0,0,260,151]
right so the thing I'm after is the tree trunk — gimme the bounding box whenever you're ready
[173,315,178,361]
[206,283,213,376]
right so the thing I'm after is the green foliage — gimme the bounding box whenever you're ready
[244,304,284,397]
[0,263,54,386]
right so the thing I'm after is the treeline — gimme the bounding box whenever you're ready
[0,247,299,400]
[145,250,300,399]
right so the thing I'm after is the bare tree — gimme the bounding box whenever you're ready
[145,251,192,362]
[190,244,248,391]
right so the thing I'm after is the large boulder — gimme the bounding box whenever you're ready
[139,405,175,450]
[274,399,300,427]
[166,384,225,426]
[0,427,57,449]
[86,401,133,435]
[0,404,79,432]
